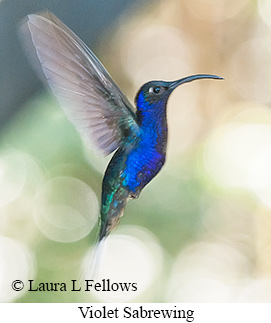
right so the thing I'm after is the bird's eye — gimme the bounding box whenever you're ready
[153,86,161,94]
[149,86,161,94]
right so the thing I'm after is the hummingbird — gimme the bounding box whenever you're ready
[23,12,223,243]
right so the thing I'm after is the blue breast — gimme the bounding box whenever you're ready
[121,92,168,194]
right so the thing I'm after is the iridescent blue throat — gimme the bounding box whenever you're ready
[121,91,168,194]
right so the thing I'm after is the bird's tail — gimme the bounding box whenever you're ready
[79,238,106,283]
[99,208,125,241]
[80,198,127,283]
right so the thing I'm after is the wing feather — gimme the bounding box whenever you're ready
[23,11,139,155]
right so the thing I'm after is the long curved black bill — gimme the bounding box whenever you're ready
[169,74,224,91]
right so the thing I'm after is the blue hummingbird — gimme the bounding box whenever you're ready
[24,12,223,243]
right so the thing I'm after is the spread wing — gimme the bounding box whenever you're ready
[23,11,139,155]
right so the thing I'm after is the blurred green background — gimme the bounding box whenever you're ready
[1,0,271,303]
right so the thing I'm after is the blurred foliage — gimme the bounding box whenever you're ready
[1,0,271,302]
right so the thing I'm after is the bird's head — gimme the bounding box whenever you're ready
[135,74,223,111]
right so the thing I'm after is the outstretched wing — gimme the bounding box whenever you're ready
[23,11,139,155]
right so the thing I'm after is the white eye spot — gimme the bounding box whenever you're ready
[149,86,161,94]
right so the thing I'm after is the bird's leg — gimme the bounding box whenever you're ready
[129,191,140,199]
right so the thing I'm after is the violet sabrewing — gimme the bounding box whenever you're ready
[23,12,223,242]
